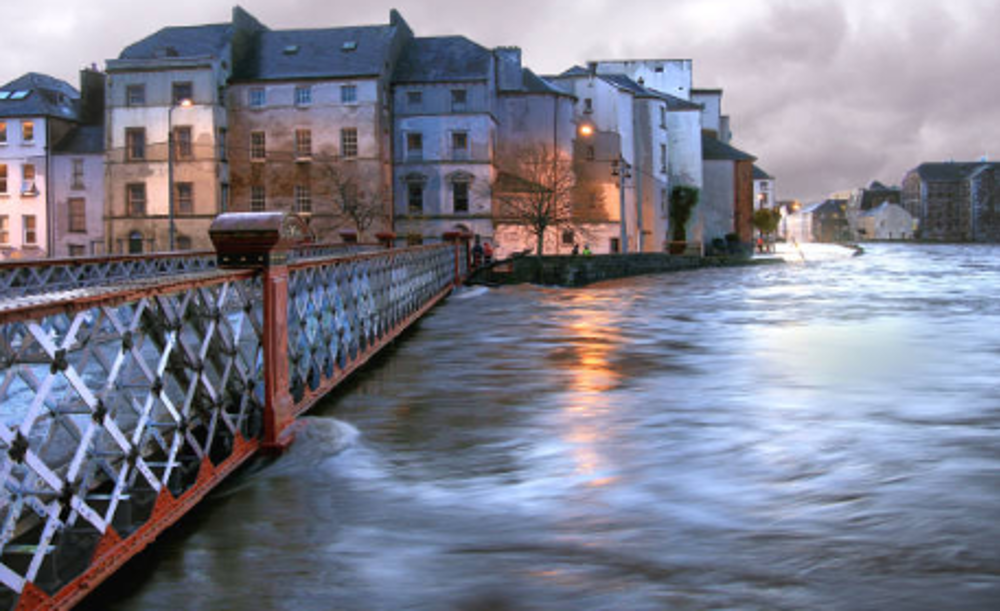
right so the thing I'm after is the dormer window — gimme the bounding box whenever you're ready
[342,41,357,52]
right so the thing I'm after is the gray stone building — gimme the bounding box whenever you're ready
[227,12,412,241]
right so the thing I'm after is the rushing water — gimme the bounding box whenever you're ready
[89,244,1000,610]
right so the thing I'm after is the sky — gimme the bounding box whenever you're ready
[2,0,998,203]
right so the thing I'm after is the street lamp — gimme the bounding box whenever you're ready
[578,122,630,253]
[168,98,192,251]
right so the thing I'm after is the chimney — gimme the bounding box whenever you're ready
[79,67,105,125]
[495,46,522,91]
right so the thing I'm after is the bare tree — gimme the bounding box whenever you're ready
[493,144,605,256]
[318,159,389,240]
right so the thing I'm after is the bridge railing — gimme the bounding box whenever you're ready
[0,213,470,609]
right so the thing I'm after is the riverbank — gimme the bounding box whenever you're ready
[467,252,784,287]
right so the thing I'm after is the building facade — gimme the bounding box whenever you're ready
[902,162,1000,242]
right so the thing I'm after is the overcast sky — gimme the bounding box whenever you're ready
[3,0,997,202]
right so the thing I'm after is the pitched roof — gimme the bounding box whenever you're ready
[702,133,756,162]
[752,165,773,180]
[118,23,233,60]
[53,124,104,154]
[247,25,398,80]
[595,74,702,110]
[558,65,590,78]
[913,162,997,182]
[0,73,79,120]
[394,36,492,83]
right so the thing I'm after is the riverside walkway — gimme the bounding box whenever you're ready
[0,212,469,610]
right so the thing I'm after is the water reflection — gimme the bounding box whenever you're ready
[94,244,1000,611]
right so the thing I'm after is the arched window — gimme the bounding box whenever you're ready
[128,231,143,254]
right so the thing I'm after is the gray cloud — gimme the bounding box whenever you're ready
[2,0,997,202]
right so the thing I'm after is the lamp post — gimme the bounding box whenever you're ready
[168,98,192,251]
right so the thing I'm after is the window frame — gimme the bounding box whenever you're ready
[23,214,37,245]
[451,131,469,159]
[172,81,193,105]
[126,183,146,217]
[250,131,266,161]
[340,84,358,104]
[176,182,194,215]
[0,121,6,145]
[126,84,146,107]
[68,198,86,233]
[71,158,85,189]
[294,85,312,106]
[294,184,312,214]
[125,127,146,161]
[295,129,312,160]
[451,88,467,111]
[341,127,358,159]
[407,182,423,214]
[174,126,193,159]
[250,185,266,212]
[22,121,34,143]
[248,87,266,108]
[452,181,469,214]
[406,132,423,159]
[0,215,8,244]
[0,164,7,194]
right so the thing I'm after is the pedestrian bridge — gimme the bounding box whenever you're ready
[0,213,470,610]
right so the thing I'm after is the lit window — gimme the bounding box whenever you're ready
[126,84,145,106]
[176,182,193,214]
[295,85,312,106]
[0,122,6,144]
[341,128,358,159]
[0,216,8,244]
[127,183,146,216]
[21,164,36,195]
[341,85,357,104]
[69,198,86,232]
[294,185,311,213]
[126,128,145,160]
[250,186,266,212]
[22,121,34,143]
[0,164,6,194]
[250,131,266,161]
[249,88,266,108]
[23,215,37,245]
[295,129,312,159]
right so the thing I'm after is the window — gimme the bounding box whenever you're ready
[0,122,6,144]
[660,106,667,128]
[23,215,37,245]
[250,186,266,212]
[172,81,193,105]
[406,132,422,159]
[71,158,84,189]
[126,84,145,106]
[562,229,575,245]
[341,128,358,159]
[68,198,86,232]
[0,164,6,194]
[451,89,467,111]
[341,85,357,104]
[451,132,468,159]
[176,182,193,215]
[250,131,266,161]
[174,126,192,159]
[249,87,266,108]
[610,237,620,253]
[583,98,593,114]
[21,164,36,195]
[128,231,144,254]
[408,182,423,214]
[68,244,86,257]
[0,216,8,244]
[586,145,595,161]
[295,85,312,106]
[126,128,145,160]
[127,183,146,216]
[22,121,34,143]
[407,90,422,107]
[453,181,469,213]
[218,128,227,160]
[294,185,311,213]
[295,129,312,159]
[177,235,192,251]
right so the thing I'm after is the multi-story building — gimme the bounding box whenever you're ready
[753,165,775,210]
[702,134,756,246]
[391,36,501,245]
[105,7,265,254]
[901,162,1000,242]
[0,73,81,258]
[227,12,412,241]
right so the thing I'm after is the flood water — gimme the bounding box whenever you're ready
[93,244,1000,610]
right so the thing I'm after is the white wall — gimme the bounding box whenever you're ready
[596,60,693,100]
[0,116,49,256]
[692,91,722,134]
[701,159,735,244]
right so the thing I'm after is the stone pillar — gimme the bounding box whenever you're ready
[209,212,309,452]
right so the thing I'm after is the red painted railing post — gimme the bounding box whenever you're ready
[210,212,309,452]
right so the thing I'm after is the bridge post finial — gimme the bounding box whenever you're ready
[209,212,309,452]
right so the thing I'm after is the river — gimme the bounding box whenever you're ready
[88,243,1000,610]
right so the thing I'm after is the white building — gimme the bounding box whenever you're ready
[857,202,914,240]
[753,165,775,210]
